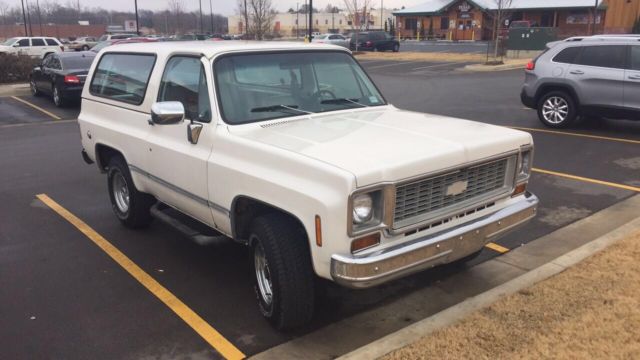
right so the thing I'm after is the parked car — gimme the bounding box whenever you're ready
[91,37,158,53]
[0,37,64,58]
[97,33,137,42]
[177,33,209,41]
[68,36,98,51]
[79,41,538,330]
[350,31,399,52]
[521,39,640,127]
[29,51,96,107]
[312,33,349,48]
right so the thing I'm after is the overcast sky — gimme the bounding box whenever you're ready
[11,0,427,16]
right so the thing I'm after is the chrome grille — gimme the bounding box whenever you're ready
[394,158,510,227]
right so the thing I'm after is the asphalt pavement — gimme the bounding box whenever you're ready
[399,40,489,54]
[1,62,638,359]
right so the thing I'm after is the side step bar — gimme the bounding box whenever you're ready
[150,203,230,246]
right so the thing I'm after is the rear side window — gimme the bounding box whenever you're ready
[630,46,640,71]
[45,38,59,46]
[552,46,581,64]
[90,53,156,105]
[576,45,627,69]
[31,38,45,46]
[158,56,211,123]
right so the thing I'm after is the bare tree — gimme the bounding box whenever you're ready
[491,0,512,62]
[247,0,275,40]
[0,1,9,25]
[343,0,372,51]
[168,0,184,34]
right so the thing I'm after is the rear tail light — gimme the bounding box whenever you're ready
[64,75,81,84]
[526,60,535,71]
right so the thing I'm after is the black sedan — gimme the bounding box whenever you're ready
[29,51,96,107]
[349,31,400,52]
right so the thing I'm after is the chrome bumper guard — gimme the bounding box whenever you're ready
[331,192,539,289]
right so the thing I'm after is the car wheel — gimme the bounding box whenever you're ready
[30,77,40,96]
[52,84,65,107]
[249,213,315,330]
[107,156,155,228]
[82,45,89,51]
[537,91,577,128]
[393,44,400,52]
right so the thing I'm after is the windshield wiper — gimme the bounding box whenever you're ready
[251,104,314,114]
[321,98,368,107]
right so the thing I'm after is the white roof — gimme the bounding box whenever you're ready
[101,41,349,59]
[395,0,600,15]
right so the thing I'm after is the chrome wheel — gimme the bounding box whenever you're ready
[30,78,37,95]
[542,96,569,124]
[253,240,273,307]
[112,171,130,214]
[53,86,61,106]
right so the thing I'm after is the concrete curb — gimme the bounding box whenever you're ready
[0,83,30,97]
[462,62,527,72]
[338,216,640,360]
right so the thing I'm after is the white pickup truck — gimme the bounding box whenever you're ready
[78,41,538,329]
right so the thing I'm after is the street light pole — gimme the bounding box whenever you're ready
[296,3,299,39]
[25,0,33,37]
[36,0,43,35]
[308,0,313,40]
[592,0,598,35]
[134,0,140,35]
[20,0,28,36]
[380,0,383,31]
[199,0,203,33]
[209,0,214,33]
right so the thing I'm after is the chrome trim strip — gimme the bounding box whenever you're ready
[128,164,230,216]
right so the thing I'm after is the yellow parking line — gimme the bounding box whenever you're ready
[485,242,509,253]
[10,96,62,120]
[532,168,640,193]
[36,194,245,360]
[508,126,640,145]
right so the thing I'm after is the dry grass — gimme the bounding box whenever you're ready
[384,231,640,360]
[354,51,487,63]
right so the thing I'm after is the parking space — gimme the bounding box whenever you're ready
[1,59,638,359]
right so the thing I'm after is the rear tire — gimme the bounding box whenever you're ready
[537,91,577,128]
[249,213,315,330]
[52,84,65,107]
[82,45,89,51]
[107,156,155,228]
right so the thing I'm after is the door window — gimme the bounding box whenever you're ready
[50,56,62,70]
[158,56,211,123]
[17,39,30,47]
[630,46,640,71]
[31,38,46,46]
[576,45,627,69]
[89,53,156,105]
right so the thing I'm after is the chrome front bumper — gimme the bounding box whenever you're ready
[331,192,539,289]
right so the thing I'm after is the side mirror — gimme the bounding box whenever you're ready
[150,101,185,125]
[12,43,20,47]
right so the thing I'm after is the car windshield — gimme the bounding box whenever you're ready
[62,54,95,69]
[215,51,386,125]
[2,38,17,46]
[91,41,111,52]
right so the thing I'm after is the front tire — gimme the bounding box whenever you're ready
[393,43,400,52]
[107,156,155,228]
[537,91,577,128]
[52,84,65,107]
[250,214,315,330]
[82,45,89,51]
[30,77,40,96]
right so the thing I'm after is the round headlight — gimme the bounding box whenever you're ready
[352,194,374,224]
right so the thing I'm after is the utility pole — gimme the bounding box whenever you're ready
[592,0,598,35]
[380,0,383,31]
[26,0,33,37]
[36,0,43,35]
[21,0,28,36]
[308,0,313,40]
[243,0,248,37]
[199,0,203,33]
[134,0,140,35]
[209,0,214,33]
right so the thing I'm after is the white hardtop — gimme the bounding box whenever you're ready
[98,41,350,59]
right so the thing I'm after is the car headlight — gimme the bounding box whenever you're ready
[517,147,533,182]
[352,194,374,224]
[349,189,386,234]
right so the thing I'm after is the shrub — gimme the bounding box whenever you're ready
[0,54,40,84]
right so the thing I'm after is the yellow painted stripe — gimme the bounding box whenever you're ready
[11,96,62,120]
[533,168,640,193]
[508,126,640,145]
[485,242,510,254]
[36,194,245,360]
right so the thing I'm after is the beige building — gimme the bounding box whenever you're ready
[229,10,394,37]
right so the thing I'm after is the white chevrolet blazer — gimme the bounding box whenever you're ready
[78,41,538,329]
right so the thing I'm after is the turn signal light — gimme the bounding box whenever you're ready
[351,233,380,253]
[525,60,535,71]
[512,182,528,197]
[64,75,81,84]
[315,215,322,247]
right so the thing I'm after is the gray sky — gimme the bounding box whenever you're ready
[12,0,427,16]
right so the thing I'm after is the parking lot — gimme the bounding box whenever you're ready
[1,60,638,359]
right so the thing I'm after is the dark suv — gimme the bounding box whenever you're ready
[521,38,640,128]
[350,31,400,52]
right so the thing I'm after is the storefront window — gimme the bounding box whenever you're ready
[440,17,449,30]
[405,18,418,30]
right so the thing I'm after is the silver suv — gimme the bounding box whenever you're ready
[521,38,640,128]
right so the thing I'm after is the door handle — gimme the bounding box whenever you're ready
[629,75,640,80]
[569,70,584,75]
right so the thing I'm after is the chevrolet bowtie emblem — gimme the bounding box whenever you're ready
[446,180,468,196]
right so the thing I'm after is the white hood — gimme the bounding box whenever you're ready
[228,106,533,187]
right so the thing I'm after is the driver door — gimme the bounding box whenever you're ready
[145,56,217,227]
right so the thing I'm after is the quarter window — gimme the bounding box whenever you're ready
[630,46,640,71]
[45,38,59,46]
[89,53,156,105]
[158,56,211,123]
[552,46,581,64]
[31,38,45,46]
[576,45,627,69]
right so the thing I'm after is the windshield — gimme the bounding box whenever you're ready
[2,37,17,46]
[215,51,385,124]
[91,41,111,52]
[61,54,96,69]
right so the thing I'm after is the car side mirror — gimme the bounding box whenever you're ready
[150,101,185,125]
[12,43,20,47]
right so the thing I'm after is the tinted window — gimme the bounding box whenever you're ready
[61,54,95,69]
[630,46,640,71]
[49,56,62,70]
[158,56,211,123]
[17,39,30,47]
[576,45,627,69]
[45,38,59,46]
[31,38,46,46]
[90,53,155,105]
[41,53,54,67]
[553,46,581,64]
